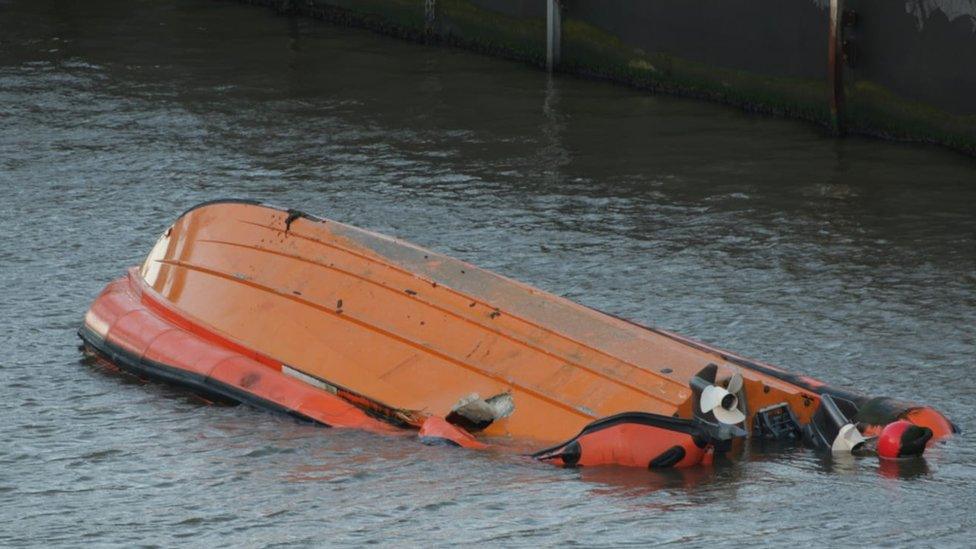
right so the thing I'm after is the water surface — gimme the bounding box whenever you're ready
[1,1,974,546]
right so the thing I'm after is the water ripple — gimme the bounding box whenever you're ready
[1,0,974,546]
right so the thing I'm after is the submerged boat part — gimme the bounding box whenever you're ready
[532,370,751,468]
[531,413,717,469]
[78,200,957,469]
[419,416,487,449]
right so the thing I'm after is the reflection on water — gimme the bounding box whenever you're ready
[876,456,932,480]
[1,0,975,545]
[577,464,726,501]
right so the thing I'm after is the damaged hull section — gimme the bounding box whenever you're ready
[79,200,956,468]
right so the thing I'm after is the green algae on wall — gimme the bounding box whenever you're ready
[558,17,832,126]
[847,81,976,156]
[238,0,427,41]
[434,0,547,66]
[241,0,549,65]
[236,0,976,157]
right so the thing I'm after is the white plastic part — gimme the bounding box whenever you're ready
[451,392,515,424]
[700,385,725,412]
[282,365,339,394]
[84,309,110,338]
[831,423,868,453]
[714,404,747,425]
[726,373,743,395]
[700,385,746,425]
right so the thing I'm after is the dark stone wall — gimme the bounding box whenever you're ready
[469,0,546,19]
[237,0,976,155]
[563,0,830,81]
[848,0,976,116]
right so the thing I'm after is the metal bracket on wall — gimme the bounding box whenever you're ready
[546,0,562,72]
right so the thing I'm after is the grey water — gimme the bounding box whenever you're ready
[1,0,974,546]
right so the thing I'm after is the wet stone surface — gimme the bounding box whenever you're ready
[1,0,974,546]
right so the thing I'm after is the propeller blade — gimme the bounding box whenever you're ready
[700,385,726,414]
[713,405,746,425]
[726,372,743,395]
[700,386,746,425]
[831,423,868,454]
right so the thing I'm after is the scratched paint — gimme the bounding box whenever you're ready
[2,0,975,545]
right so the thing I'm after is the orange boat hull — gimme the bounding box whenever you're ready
[79,200,956,465]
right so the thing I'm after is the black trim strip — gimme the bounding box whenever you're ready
[648,445,686,468]
[177,198,263,220]
[177,198,327,227]
[77,325,327,426]
[597,308,869,404]
[531,411,701,458]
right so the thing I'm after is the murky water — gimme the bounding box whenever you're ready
[2,1,974,545]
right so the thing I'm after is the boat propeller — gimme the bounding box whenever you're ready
[812,393,870,454]
[689,364,747,445]
[699,371,746,425]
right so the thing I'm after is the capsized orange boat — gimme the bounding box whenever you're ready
[80,200,957,468]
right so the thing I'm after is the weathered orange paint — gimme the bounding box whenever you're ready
[902,407,955,441]
[80,200,955,463]
[860,406,956,442]
[129,201,839,443]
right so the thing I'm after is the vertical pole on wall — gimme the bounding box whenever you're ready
[828,0,845,134]
[424,0,436,38]
[546,0,561,72]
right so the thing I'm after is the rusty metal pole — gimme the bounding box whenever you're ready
[828,0,845,134]
[546,0,561,72]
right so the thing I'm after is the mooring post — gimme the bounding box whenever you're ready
[546,0,561,72]
[828,0,845,134]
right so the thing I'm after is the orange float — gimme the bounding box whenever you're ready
[79,200,957,468]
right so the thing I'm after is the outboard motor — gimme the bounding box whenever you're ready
[806,393,869,453]
[807,393,932,458]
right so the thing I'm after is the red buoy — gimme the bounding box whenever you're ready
[877,420,933,459]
